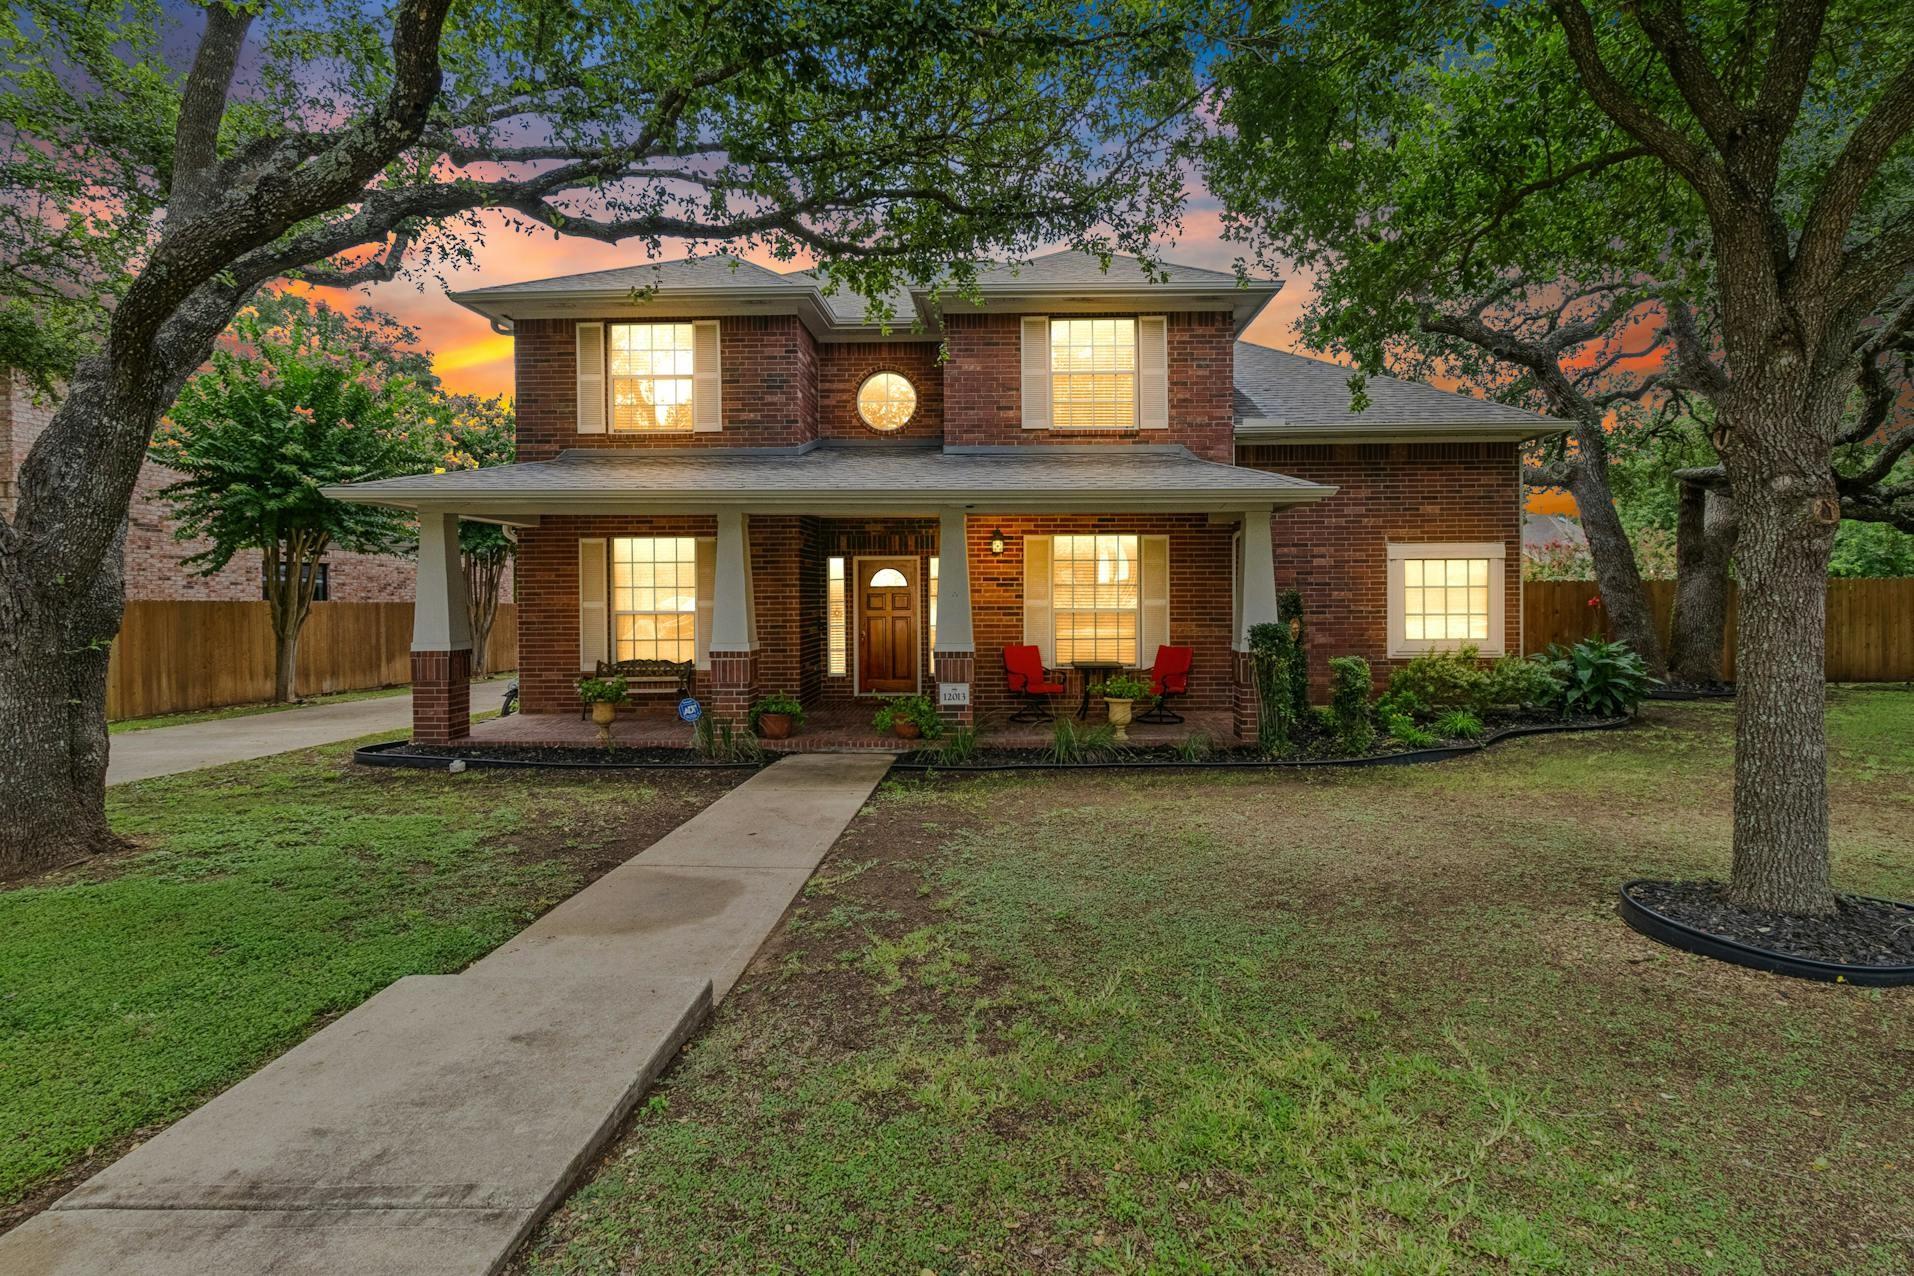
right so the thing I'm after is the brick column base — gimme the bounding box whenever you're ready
[1231,649,1260,743]
[932,650,975,728]
[412,649,473,745]
[706,649,759,727]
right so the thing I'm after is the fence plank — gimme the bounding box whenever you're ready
[1521,579,1910,681]
[105,601,518,720]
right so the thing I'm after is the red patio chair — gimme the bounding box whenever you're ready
[1136,645,1193,723]
[1003,645,1066,723]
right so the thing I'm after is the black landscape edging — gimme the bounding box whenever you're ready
[890,715,1632,773]
[1618,879,1914,987]
[351,739,764,772]
[1647,684,1736,701]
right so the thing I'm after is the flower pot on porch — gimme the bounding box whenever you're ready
[590,700,617,745]
[1104,697,1134,743]
[892,720,922,740]
[758,712,795,740]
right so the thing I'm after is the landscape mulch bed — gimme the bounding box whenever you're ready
[1627,880,1914,969]
[362,741,765,769]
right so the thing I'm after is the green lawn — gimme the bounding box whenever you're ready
[0,743,737,1217]
[520,688,1914,1275]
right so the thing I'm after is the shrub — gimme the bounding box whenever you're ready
[1248,621,1303,752]
[1278,589,1310,724]
[1434,709,1485,740]
[1481,654,1566,710]
[747,691,805,733]
[1047,717,1120,764]
[873,694,944,739]
[1545,638,1658,718]
[1326,655,1375,754]
[1384,645,1488,715]
[1379,708,1438,748]
[575,676,627,704]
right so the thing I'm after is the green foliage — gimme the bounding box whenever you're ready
[1434,709,1485,741]
[152,295,441,579]
[1385,647,1490,717]
[1248,621,1303,752]
[1278,590,1310,722]
[444,395,519,563]
[575,677,628,705]
[924,726,982,767]
[1379,709,1439,749]
[1829,519,1914,578]
[1098,673,1150,702]
[1482,655,1568,711]
[748,692,807,733]
[694,715,765,762]
[1045,718,1120,764]
[1326,656,1375,754]
[873,695,943,739]
[1172,731,1217,762]
[1544,639,1658,719]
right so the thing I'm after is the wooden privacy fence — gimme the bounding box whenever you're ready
[106,601,517,721]
[1522,579,1914,681]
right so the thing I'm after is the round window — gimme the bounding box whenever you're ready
[856,371,917,432]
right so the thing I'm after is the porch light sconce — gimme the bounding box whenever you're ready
[988,528,1007,556]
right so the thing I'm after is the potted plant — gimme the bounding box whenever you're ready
[873,693,941,741]
[576,675,628,744]
[749,691,806,739]
[1098,673,1151,742]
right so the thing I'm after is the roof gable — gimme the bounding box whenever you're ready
[1232,342,1562,439]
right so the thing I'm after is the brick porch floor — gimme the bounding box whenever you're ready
[466,703,1239,753]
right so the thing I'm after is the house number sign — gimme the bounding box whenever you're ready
[939,683,970,708]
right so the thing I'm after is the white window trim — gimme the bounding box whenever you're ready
[1050,532,1147,668]
[601,320,719,435]
[608,536,701,665]
[1047,316,1140,431]
[1386,541,1507,658]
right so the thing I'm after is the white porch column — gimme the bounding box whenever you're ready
[1234,506,1279,741]
[707,510,758,722]
[1237,506,1279,647]
[412,510,472,652]
[933,508,976,726]
[411,510,472,745]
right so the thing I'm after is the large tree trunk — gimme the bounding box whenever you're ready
[1722,402,1842,917]
[0,524,125,878]
[1569,466,1667,673]
[1668,481,1737,686]
[464,551,506,679]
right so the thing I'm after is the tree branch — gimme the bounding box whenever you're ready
[168,3,255,222]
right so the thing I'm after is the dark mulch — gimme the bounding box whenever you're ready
[382,742,763,767]
[1631,880,1914,968]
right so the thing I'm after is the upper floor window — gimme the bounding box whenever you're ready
[1050,318,1136,430]
[856,372,917,432]
[609,323,696,432]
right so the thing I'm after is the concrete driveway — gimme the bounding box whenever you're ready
[107,681,510,784]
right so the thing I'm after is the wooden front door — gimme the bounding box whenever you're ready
[858,558,918,694]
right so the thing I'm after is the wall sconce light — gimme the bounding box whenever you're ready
[988,528,1007,555]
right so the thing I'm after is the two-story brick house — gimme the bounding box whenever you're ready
[328,251,1558,745]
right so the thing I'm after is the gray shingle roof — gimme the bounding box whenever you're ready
[456,254,801,299]
[966,250,1263,289]
[1233,342,1561,435]
[327,443,1331,511]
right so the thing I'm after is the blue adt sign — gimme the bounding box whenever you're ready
[677,697,703,723]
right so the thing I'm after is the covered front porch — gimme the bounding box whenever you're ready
[326,444,1332,751]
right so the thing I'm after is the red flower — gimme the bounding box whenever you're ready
[1587,597,1601,608]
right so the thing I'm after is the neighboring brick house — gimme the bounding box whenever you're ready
[328,251,1560,745]
[4,371,420,602]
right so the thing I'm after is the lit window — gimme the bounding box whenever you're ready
[1053,534,1138,665]
[609,323,695,431]
[827,557,847,676]
[1387,543,1506,656]
[856,372,917,431]
[1050,318,1136,429]
[611,537,697,662]
[868,566,908,587]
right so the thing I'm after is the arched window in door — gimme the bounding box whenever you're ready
[868,567,908,588]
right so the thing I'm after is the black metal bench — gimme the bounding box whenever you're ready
[578,658,696,718]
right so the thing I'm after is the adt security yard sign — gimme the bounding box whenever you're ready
[678,697,703,723]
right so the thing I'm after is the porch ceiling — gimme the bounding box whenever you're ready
[323,443,1337,519]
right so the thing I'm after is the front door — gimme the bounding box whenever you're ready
[858,558,918,695]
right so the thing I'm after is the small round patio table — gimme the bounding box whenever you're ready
[1070,661,1123,720]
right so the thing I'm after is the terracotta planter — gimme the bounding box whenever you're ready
[758,712,794,740]
[892,720,922,740]
[1104,697,1134,743]
[589,699,617,745]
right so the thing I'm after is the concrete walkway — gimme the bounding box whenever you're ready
[0,752,895,1276]
[107,681,511,785]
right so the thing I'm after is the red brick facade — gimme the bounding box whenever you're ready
[1242,441,1525,695]
[816,341,946,442]
[411,648,473,744]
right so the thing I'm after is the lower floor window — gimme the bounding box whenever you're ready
[1053,533,1139,665]
[612,537,697,662]
[264,560,328,602]
[1387,542,1506,656]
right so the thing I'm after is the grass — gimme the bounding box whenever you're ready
[0,741,734,1212]
[518,687,1914,1275]
[107,675,513,733]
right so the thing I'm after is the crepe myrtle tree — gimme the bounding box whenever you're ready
[1207,0,1914,915]
[442,394,517,678]
[0,0,1202,875]
[153,297,440,702]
